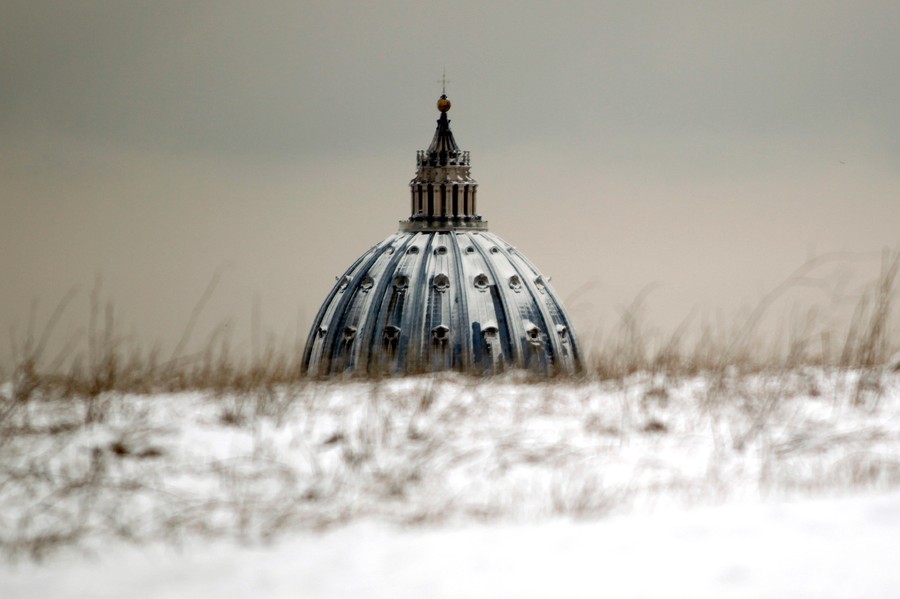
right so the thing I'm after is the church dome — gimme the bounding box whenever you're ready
[301,94,582,377]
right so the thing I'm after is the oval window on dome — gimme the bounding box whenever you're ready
[434,246,448,256]
[481,322,499,346]
[509,275,522,292]
[317,325,328,338]
[408,246,420,255]
[343,325,357,341]
[432,324,450,342]
[557,324,569,343]
[534,276,547,294]
[525,323,541,345]
[360,275,374,292]
[337,275,350,292]
[490,246,500,254]
[474,273,489,291]
[465,246,475,254]
[433,273,450,292]
[393,274,409,291]
[384,325,401,342]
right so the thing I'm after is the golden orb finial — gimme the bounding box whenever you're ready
[437,94,451,113]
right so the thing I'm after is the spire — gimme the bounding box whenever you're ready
[426,96,461,167]
[403,93,484,231]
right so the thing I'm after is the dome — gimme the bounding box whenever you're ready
[301,93,582,377]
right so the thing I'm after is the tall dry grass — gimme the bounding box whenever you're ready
[3,282,305,406]
[590,249,900,380]
[1,251,897,408]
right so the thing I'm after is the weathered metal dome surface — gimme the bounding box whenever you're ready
[301,93,582,377]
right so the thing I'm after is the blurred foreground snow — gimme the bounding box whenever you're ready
[1,370,899,596]
[4,490,900,598]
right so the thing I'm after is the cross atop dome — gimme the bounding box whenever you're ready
[438,68,450,95]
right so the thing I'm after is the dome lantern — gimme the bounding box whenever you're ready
[405,92,481,231]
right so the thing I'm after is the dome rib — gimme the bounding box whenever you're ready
[469,232,521,367]
[358,253,390,373]
[301,242,383,374]
[497,244,563,371]
[501,249,562,369]
[405,233,434,371]
[506,248,581,367]
[321,247,379,372]
[356,238,409,373]
[449,231,474,370]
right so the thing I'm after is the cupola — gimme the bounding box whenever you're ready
[301,92,581,377]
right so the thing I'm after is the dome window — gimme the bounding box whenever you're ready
[508,275,522,292]
[337,275,351,292]
[557,324,569,343]
[393,274,409,291]
[481,321,499,346]
[433,273,450,292]
[384,325,401,342]
[524,322,541,345]
[465,246,475,254]
[408,246,420,255]
[343,326,357,341]
[434,246,448,256]
[360,275,374,293]
[474,273,489,291]
[432,324,450,342]
[534,276,547,294]
[490,246,500,254]
[317,326,328,338]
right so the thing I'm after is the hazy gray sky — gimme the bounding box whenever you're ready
[2,1,898,366]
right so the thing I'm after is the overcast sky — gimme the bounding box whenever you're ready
[2,1,898,366]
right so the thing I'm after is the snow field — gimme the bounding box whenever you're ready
[1,370,899,596]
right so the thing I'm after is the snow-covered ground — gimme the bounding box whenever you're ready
[4,490,900,598]
[1,370,899,596]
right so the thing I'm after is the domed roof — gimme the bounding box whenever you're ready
[301,93,582,377]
